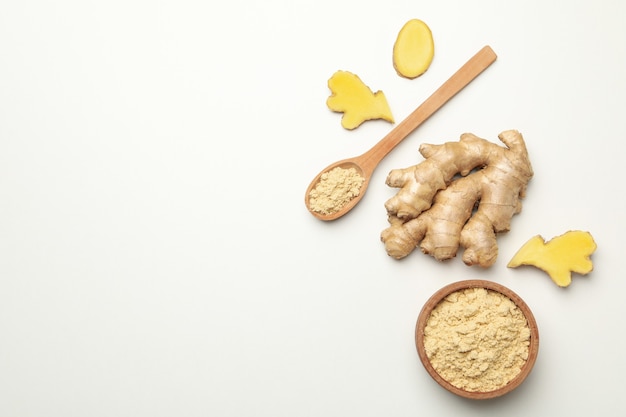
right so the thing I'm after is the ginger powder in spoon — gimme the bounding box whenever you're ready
[308,166,364,215]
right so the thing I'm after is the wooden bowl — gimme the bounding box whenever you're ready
[415,280,539,400]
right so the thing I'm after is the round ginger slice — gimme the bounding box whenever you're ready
[393,19,435,79]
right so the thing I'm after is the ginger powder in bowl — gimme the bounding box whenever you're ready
[416,280,539,399]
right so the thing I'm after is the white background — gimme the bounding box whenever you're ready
[1,1,625,416]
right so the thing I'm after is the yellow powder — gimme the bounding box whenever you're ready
[309,166,365,215]
[423,287,531,392]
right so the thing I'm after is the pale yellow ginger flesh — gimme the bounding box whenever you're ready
[380,130,533,268]
[326,70,394,130]
[507,230,597,287]
[393,19,435,79]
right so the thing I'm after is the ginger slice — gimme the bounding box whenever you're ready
[508,230,597,287]
[393,19,435,79]
[326,70,394,130]
[380,130,533,268]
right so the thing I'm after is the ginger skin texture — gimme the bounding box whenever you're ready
[381,130,533,268]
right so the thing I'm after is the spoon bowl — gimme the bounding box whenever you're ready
[305,45,498,221]
[305,158,371,221]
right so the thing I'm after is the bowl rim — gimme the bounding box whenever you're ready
[415,279,540,400]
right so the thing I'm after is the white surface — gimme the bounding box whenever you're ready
[1,1,624,415]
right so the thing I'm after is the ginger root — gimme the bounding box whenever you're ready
[326,70,394,130]
[507,230,597,287]
[381,130,533,267]
[393,19,435,79]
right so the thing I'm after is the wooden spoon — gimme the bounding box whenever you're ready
[305,45,498,221]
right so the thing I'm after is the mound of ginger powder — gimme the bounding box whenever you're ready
[423,287,531,392]
[309,166,364,215]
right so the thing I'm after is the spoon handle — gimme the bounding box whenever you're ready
[359,45,497,173]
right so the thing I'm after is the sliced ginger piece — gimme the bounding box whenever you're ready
[326,70,394,130]
[393,19,434,79]
[508,230,597,287]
